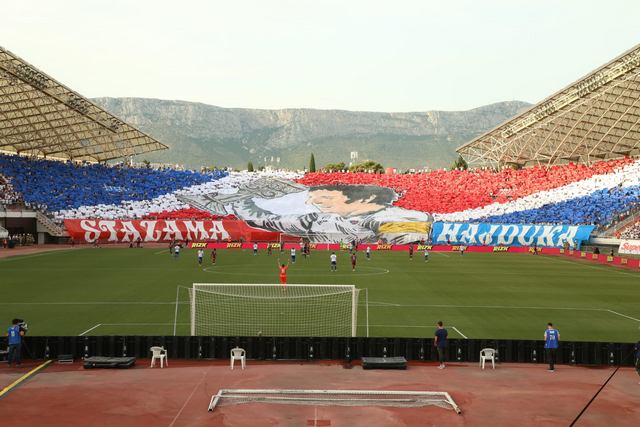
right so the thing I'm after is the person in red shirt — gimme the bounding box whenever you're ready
[351,252,357,271]
[277,260,289,286]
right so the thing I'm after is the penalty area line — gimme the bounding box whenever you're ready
[79,323,102,336]
[606,309,640,323]
[451,326,468,339]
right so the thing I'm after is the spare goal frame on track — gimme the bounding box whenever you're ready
[208,388,462,414]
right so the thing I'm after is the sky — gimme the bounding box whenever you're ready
[2,0,639,112]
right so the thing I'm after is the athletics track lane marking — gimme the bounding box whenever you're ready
[169,367,211,427]
[0,360,52,399]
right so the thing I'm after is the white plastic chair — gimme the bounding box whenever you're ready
[479,348,496,370]
[150,346,168,368]
[230,347,246,370]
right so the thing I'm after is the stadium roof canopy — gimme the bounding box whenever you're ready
[0,47,167,162]
[458,44,640,168]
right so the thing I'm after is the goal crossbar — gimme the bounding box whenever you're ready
[208,388,462,414]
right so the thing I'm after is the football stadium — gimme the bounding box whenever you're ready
[2,5,640,426]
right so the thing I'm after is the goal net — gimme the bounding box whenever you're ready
[208,389,462,414]
[189,283,362,337]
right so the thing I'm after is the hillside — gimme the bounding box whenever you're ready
[92,98,530,170]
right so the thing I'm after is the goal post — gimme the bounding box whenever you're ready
[189,283,364,337]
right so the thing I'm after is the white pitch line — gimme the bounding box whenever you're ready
[100,322,188,326]
[434,252,450,257]
[606,309,640,323]
[368,301,402,307]
[368,303,605,311]
[0,301,180,305]
[451,326,468,339]
[541,256,640,277]
[0,249,78,262]
[78,323,102,336]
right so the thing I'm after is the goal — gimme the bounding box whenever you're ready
[188,283,365,337]
[208,389,462,414]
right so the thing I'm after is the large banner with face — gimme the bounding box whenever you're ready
[64,219,279,243]
[431,222,595,248]
[176,178,433,244]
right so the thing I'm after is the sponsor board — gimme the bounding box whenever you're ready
[432,223,594,248]
[560,249,640,269]
[493,246,509,252]
[619,239,640,255]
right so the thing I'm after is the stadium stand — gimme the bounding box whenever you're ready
[0,153,226,218]
[0,174,21,206]
[620,218,640,239]
[143,207,232,220]
[0,155,304,221]
[299,159,632,213]
[299,158,640,226]
[55,170,301,221]
[2,150,638,229]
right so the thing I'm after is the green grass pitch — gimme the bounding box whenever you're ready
[1,247,639,342]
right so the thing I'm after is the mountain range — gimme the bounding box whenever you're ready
[92,98,530,170]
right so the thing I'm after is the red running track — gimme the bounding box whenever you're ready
[1,360,639,426]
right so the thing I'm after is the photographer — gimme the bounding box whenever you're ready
[6,318,25,367]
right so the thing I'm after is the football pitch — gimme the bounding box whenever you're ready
[1,247,639,342]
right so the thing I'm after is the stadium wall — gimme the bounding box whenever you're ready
[3,336,636,367]
[64,219,595,250]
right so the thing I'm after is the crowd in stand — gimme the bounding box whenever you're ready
[0,174,22,207]
[1,151,640,230]
[300,158,640,226]
[300,158,633,214]
[620,219,640,239]
[0,154,226,213]
[54,170,301,221]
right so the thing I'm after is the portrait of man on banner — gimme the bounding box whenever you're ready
[178,178,432,244]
